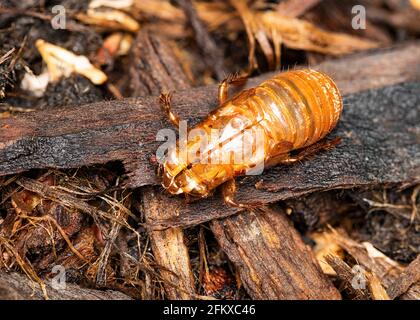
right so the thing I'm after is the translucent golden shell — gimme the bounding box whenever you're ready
[162,69,343,197]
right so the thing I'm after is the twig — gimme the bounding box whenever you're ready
[0,7,91,32]
[387,255,420,299]
[175,0,225,80]
[276,0,322,18]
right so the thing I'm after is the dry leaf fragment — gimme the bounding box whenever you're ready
[96,32,133,65]
[312,230,344,276]
[36,39,107,85]
[230,0,378,70]
[133,0,184,22]
[367,271,390,300]
[410,0,420,10]
[89,0,134,10]
[76,8,140,32]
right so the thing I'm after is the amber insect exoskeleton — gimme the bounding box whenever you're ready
[159,69,343,207]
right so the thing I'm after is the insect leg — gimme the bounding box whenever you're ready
[218,73,249,104]
[263,140,294,168]
[159,92,180,128]
[222,178,262,209]
[184,189,214,203]
[280,137,341,164]
[156,163,163,177]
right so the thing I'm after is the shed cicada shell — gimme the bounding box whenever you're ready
[159,69,343,207]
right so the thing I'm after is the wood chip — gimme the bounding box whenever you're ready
[211,208,341,299]
[387,255,420,299]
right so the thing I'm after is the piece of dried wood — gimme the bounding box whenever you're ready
[0,43,418,180]
[276,0,322,18]
[322,228,420,300]
[210,208,341,299]
[324,255,371,300]
[130,33,196,299]
[129,30,191,96]
[387,254,420,299]
[0,44,419,229]
[175,0,225,80]
[231,0,378,69]
[0,271,131,300]
[142,187,196,299]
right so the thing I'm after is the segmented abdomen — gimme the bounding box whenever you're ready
[240,69,343,156]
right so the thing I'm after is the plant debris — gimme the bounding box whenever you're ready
[36,39,107,84]
[0,0,419,301]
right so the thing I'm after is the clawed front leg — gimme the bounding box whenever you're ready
[159,92,180,128]
[218,72,249,104]
[222,178,262,209]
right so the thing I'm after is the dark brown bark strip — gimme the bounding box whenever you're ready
[210,208,341,299]
[129,30,191,97]
[0,44,419,230]
[174,0,225,80]
[142,187,196,299]
[0,271,131,300]
[387,254,420,299]
[329,229,420,300]
[324,255,371,300]
[149,80,420,229]
[0,43,418,182]
[130,33,196,299]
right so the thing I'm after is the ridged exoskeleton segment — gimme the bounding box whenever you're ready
[162,69,343,197]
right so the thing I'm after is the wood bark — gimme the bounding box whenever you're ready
[387,254,420,299]
[330,229,420,300]
[132,31,196,299]
[130,29,338,300]
[0,43,418,182]
[129,31,190,97]
[0,271,131,300]
[0,7,418,303]
[0,43,419,230]
[142,187,196,299]
[148,80,420,228]
[211,208,341,299]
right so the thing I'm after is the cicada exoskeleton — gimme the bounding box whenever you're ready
[159,69,343,207]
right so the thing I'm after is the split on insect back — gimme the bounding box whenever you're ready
[156,69,343,208]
